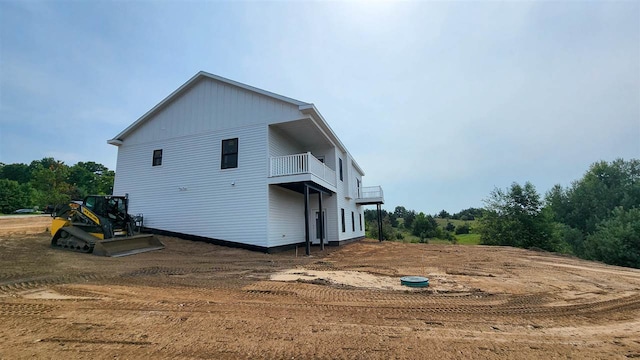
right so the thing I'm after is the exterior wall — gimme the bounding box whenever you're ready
[124,77,302,146]
[266,185,342,247]
[268,127,304,157]
[114,123,270,247]
[334,150,366,241]
[112,74,371,249]
[267,186,305,247]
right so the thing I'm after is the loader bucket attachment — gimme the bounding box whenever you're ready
[92,234,164,257]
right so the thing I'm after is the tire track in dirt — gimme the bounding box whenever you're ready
[243,281,510,305]
[0,302,58,316]
[38,337,153,346]
[238,282,640,319]
[0,274,106,294]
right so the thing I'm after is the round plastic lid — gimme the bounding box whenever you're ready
[400,276,429,283]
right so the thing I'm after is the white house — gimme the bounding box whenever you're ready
[108,71,384,253]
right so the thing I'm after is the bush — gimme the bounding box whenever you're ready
[445,222,455,232]
[367,218,394,240]
[455,223,470,235]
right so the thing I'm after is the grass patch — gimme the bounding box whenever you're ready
[435,218,478,228]
[390,228,480,245]
[454,233,482,245]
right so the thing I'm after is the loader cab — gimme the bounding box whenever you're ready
[83,196,130,227]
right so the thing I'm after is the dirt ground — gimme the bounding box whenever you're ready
[1,217,639,359]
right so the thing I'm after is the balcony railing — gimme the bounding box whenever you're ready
[269,152,337,187]
[359,186,383,199]
[356,186,384,204]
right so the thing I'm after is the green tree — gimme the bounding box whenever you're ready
[31,160,72,206]
[479,182,554,250]
[393,206,408,219]
[0,163,32,183]
[367,216,394,240]
[438,210,451,219]
[563,159,640,234]
[452,207,484,220]
[403,210,416,229]
[68,161,114,196]
[97,169,115,194]
[0,179,35,213]
[412,212,438,238]
[445,221,455,232]
[583,207,640,268]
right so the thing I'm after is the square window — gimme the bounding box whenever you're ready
[221,138,238,169]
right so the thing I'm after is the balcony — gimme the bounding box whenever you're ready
[356,186,384,204]
[269,152,337,192]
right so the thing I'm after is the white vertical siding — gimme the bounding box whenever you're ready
[114,124,269,247]
[124,78,302,146]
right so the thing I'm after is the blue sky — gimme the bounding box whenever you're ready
[1,1,638,214]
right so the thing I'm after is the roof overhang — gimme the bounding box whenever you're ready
[299,104,366,176]
[107,139,123,146]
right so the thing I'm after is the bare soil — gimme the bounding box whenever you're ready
[1,217,639,359]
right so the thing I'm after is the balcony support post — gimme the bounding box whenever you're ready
[304,184,311,256]
[319,192,324,251]
[377,203,383,242]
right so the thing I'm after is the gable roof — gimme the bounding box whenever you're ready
[107,71,365,176]
[107,71,310,145]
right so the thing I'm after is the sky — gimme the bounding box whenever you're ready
[1,0,638,215]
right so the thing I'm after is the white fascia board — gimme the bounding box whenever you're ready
[299,104,366,176]
[107,71,311,146]
[107,139,123,146]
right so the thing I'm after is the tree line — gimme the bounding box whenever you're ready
[364,206,480,242]
[365,158,638,269]
[0,158,115,213]
[478,158,639,268]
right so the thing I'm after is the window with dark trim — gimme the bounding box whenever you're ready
[341,208,345,233]
[351,211,355,232]
[359,213,363,231]
[339,158,343,181]
[221,138,238,169]
[152,149,163,166]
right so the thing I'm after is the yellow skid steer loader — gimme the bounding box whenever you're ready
[50,195,164,257]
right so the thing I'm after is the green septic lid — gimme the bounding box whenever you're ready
[400,276,429,288]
